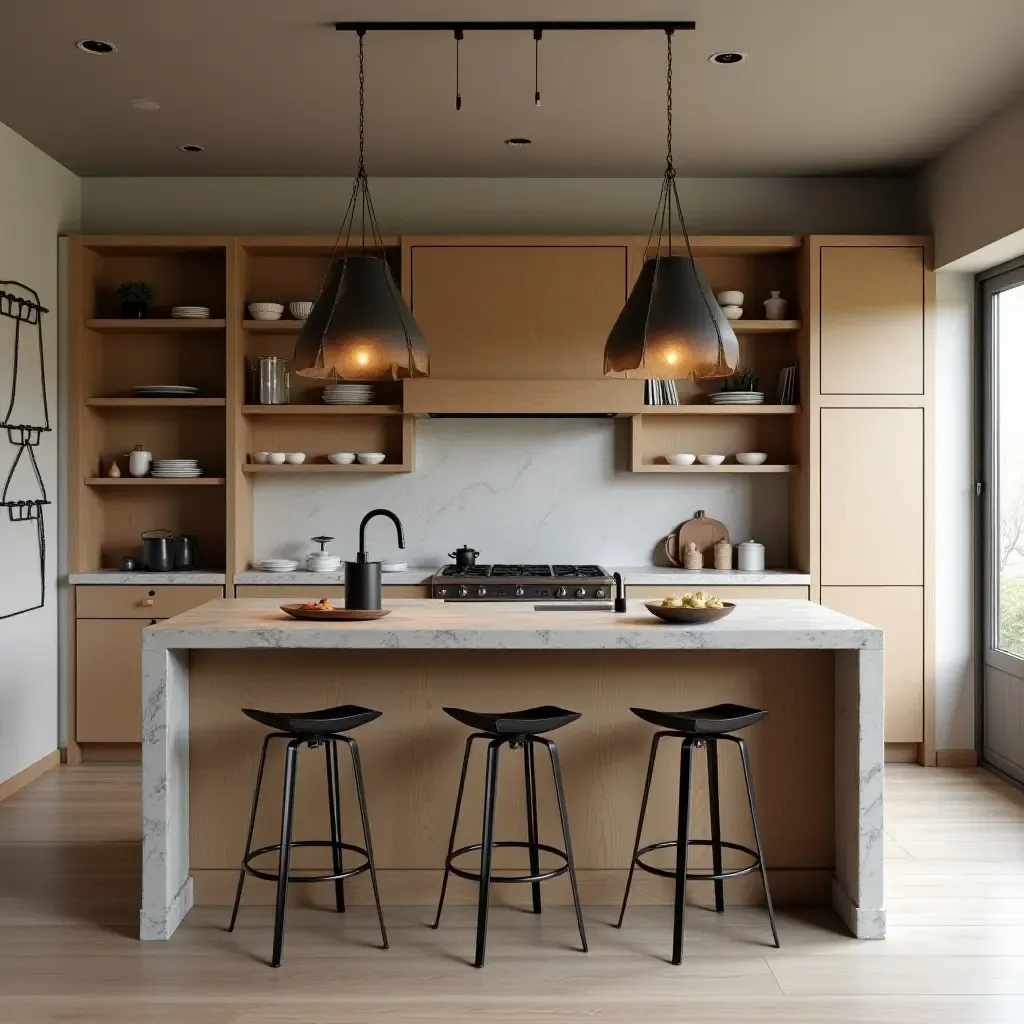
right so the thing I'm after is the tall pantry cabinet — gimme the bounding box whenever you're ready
[797,237,934,759]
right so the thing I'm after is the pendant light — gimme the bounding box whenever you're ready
[603,31,738,380]
[294,32,428,381]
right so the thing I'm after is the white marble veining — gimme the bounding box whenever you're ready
[252,418,792,567]
[234,568,436,586]
[143,599,880,652]
[141,597,885,942]
[70,570,227,585]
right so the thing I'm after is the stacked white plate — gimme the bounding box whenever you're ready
[322,384,376,405]
[252,559,300,572]
[709,391,765,406]
[151,459,203,478]
[171,306,211,319]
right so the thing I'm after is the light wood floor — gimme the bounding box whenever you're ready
[2,764,1024,1022]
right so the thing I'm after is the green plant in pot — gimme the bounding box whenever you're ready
[721,367,759,392]
[117,281,156,318]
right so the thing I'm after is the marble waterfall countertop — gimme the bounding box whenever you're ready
[69,570,227,585]
[143,598,878,652]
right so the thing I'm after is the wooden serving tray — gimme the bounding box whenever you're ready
[644,601,735,624]
[280,604,391,622]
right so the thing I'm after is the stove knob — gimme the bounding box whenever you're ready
[575,587,587,599]
[555,586,567,598]
[594,587,606,599]
[477,587,487,598]
[457,586,469,598]
[515,586,525,598]
[437,587,448,597]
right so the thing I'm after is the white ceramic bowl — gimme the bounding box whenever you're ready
[284,452,306,465]
[697,453,726,466]
[252,452,270,465]
[665,453,697,466]
[289,301,313,320]
[307,559,341,573]
[356,452,386,465]
[327,452,356,465]
[716,290,744,306]
[735,452,768,465]
[721,305,743,320]
[248,302,284,321]
[267,452,286,465]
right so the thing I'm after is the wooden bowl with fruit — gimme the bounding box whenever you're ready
[280,598,391,622]
[644,592,735,624]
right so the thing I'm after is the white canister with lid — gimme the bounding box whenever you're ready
[737,539,765,572]
[128,445,152,478]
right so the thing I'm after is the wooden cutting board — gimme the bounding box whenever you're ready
[665,510,730,567]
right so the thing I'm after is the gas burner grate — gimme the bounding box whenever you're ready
[439,565,491,577]
[552,565,607,578]
[490,564,552,577]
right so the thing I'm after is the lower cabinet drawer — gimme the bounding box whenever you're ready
[76,584,222,619]
[76,618,151,743]
[628,585,810,600]
[234,585,430,598]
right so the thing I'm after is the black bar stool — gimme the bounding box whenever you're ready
[227,704,388,967]
[432,705,588,968]
[616,703,779,963]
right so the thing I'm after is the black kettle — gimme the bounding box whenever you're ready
[449,545,480,569]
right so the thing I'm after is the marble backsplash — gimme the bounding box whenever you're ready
[252,418,790,567]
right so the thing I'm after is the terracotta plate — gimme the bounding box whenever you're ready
[280,604,392,622]
[644,601,735,624]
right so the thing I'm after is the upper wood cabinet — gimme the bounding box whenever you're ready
[407,244,628,379]
[819,245,926,395]
[820,406,924,586]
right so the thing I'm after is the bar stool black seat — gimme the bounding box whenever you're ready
[617,702,779,964]
[228,703,388,967]
[433,704,588,968]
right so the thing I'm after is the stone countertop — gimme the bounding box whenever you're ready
[70,571,227,585]
[234,567,436,585]
[143,598,880,652]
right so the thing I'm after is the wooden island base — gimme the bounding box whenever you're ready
[188,647,834,909]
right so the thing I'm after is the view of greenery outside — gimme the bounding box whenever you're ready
[1001,576,1024,656]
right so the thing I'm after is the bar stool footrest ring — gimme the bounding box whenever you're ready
[635,839,761,882]
[243,839,370,884]
[447,840,569,884]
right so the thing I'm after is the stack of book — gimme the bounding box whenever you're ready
[644,380,680,406]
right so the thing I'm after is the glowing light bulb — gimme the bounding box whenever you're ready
[354,348,371,367]
[664,349,680,366]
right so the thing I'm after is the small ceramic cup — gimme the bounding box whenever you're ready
[267,452,286,465]
[252,452,270,464]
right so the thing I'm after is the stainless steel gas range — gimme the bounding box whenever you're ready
[431,564,615,602]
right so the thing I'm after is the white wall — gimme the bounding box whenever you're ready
[80,175,923,236]
[0,121,80,784]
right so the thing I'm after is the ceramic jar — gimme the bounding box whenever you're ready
[713,538,733,571]
[763,291,788,320]
[737,539,765,571]
[128,445,152,478]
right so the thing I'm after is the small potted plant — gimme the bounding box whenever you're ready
[117,281,156,318]
[721,368,759,392]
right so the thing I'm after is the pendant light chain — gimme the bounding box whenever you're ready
[665,30,674,178]
[455,29,463,110]
[534,29,542,105]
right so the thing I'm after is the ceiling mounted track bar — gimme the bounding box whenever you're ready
[334,21,696,33]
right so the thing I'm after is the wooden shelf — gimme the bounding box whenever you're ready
[730,320,801,333]
[85,398,227,408]
[241,404,403,416]
[634,464,794,474]
[638,405,800,416]
[242,320,304,332]
[86,318,226,331]
[242,463,409,475]
[85,477,226,486]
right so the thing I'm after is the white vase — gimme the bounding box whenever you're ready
[763,291,788,320]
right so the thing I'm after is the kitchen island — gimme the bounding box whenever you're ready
[141,598,884,943]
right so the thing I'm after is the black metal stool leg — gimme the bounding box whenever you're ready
[228,732,277,932]
[671,737,695,965]
[344,737,389,950]
[474,739,503,967]
[325,740,345,913]
[523,738,542,914]
[735,737,780,948]
[616,731,666,928]
[270,738,301,968]
[540,737,588,954]
[433,732,487,929]
[706,737,725,914]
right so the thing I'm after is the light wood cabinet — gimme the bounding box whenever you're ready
[628,586,810,600]
[76,619,149,742]
[407,245,628,379]
[819,246,925,395]
[821,586,924,743]
[820,407,924,586]
[76,584,221,619]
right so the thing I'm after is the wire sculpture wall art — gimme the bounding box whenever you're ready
[0,281,50,620]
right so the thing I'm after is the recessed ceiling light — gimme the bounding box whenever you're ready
[131,99,160,111]
[177,144,204,153]
[505,137,532,147]
[708,52,746,65]
[76,39,116,55]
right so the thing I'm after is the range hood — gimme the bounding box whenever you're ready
[402,378,644,417]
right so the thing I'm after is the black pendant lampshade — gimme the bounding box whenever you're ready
[603,31,738,381]
[294,32,428,381]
